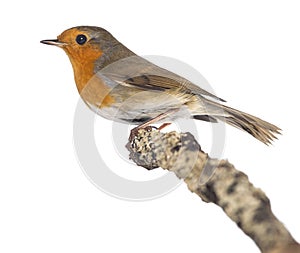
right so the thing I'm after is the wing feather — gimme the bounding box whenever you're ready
[99,55,226,102]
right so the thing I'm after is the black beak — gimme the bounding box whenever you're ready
[40,39,66,47]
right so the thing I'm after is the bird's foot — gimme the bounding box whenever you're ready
[128,125,157,143]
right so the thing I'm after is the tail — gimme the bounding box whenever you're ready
[193,99,281,145]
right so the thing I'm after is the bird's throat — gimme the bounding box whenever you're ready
[70,60,95,93]
[69,58,115,108]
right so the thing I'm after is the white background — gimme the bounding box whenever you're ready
[1,0,300,252]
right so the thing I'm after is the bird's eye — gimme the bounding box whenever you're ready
[76,34,87,45]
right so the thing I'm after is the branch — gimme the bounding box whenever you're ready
[126,128,300,253]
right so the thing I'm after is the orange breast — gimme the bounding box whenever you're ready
[64,44,115,108]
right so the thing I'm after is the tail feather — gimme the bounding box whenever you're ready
[193,99,281,145]
[218,108,280,145]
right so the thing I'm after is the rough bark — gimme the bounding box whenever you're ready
[126,128,300,253]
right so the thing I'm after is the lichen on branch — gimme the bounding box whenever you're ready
[126,128,299,253]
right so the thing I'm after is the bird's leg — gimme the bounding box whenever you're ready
[158,123,171,130]
[129,108,178,142]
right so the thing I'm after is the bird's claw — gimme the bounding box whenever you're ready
[128,125,157,143]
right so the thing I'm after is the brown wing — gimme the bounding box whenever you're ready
[99,55,226,102]
[123,74,197,92]
[123,74,226,102]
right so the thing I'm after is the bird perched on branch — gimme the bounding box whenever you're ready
[41,26,280,144]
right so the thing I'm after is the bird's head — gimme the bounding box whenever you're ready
[41,26,134,92]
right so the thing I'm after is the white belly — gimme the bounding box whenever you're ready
[84,89,194,124]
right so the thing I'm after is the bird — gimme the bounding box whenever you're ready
[41,26,280,144]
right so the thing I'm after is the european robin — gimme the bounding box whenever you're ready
[41,26,280,144]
